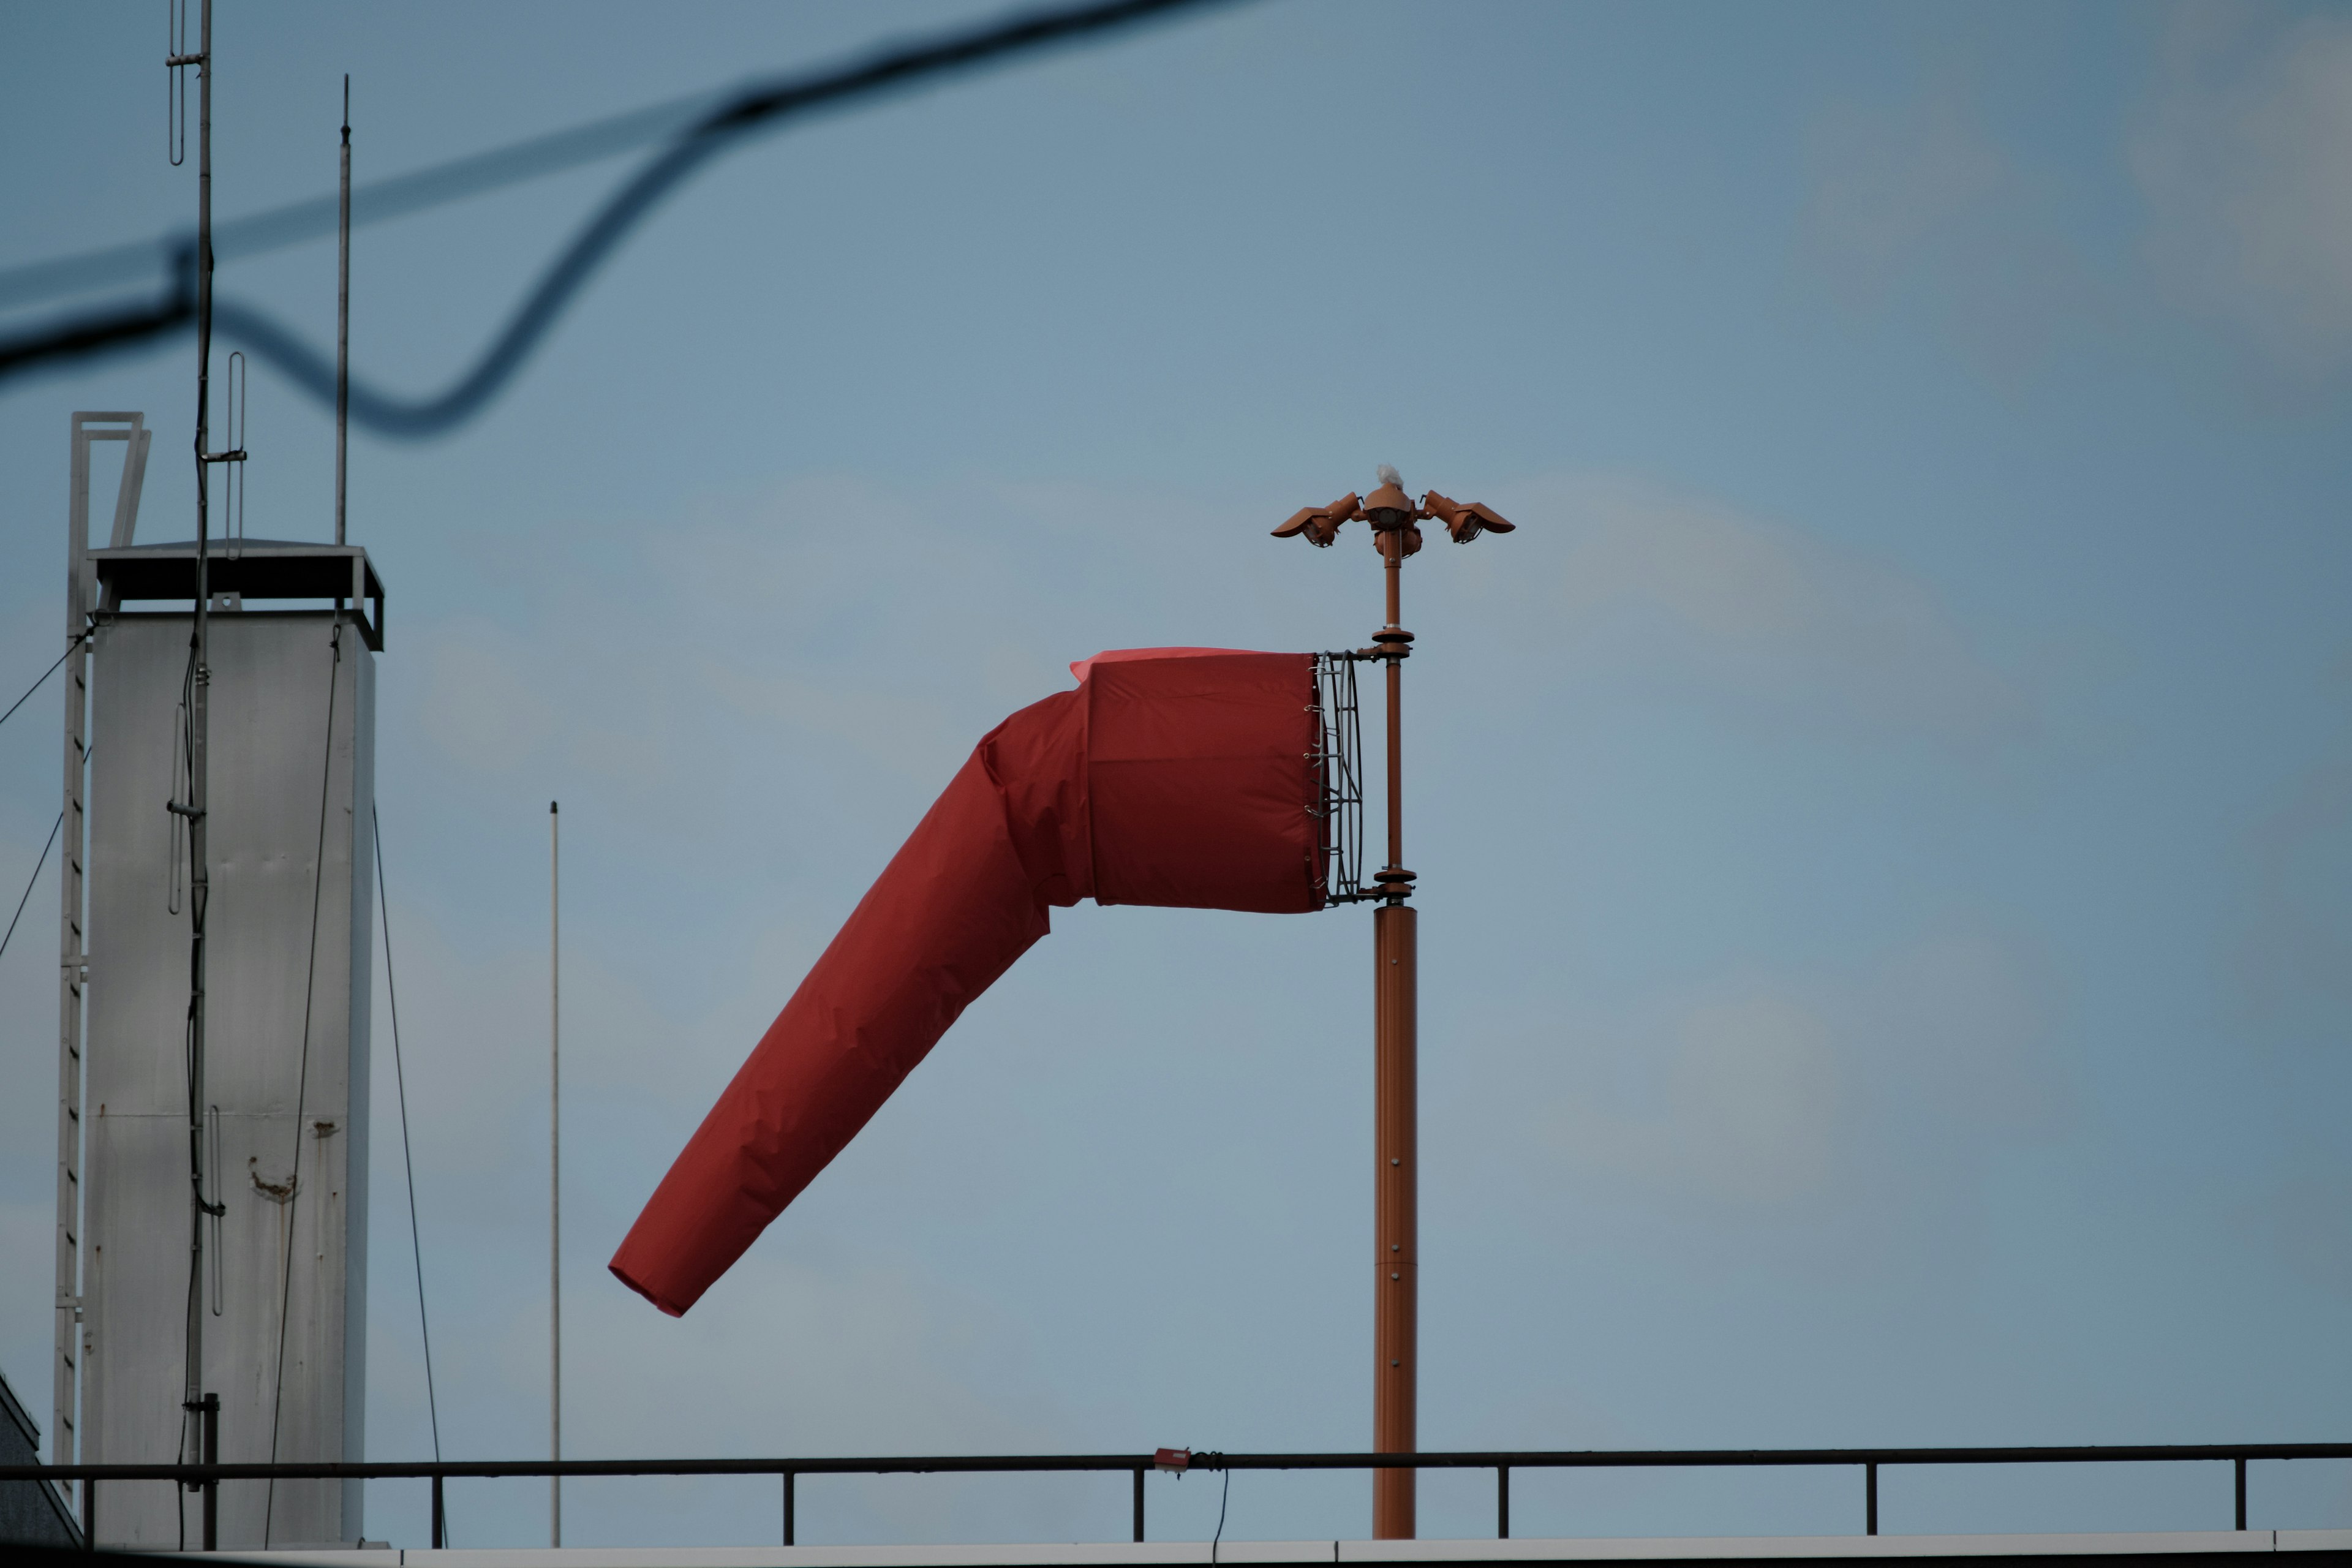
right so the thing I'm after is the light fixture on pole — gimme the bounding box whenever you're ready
[1271,464,1513,1542]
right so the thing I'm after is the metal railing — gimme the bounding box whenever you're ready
[9,1442,2350,1553]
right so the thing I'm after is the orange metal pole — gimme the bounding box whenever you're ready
[1373,903,1417,1537]
[1279,478,1510,1539]
[1373,529,1417,1539]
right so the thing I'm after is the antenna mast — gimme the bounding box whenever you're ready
[550,800,562,1548]
[335,74,349,546]
[179,0,224,1513]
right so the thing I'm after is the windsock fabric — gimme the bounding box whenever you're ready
[610,649,1320,1316]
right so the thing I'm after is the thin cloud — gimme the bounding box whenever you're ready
[2132,2,2352,375]
[1800,79,2095,384]
[2236,745,2352,1031]
[1504,927,2070,1232]
[1806,88,2007,303]
[1551,989,1845,1208]
[1493,475,2034,750]
[417,620,557,775]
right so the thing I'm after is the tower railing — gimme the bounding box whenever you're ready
[13,1441,2349,1551]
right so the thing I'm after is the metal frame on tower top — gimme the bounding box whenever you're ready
[58,412,154,1476]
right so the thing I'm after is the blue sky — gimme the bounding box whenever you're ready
[4,0,2351,1549]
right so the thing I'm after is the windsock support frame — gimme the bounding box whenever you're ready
[1311,652,1370,906]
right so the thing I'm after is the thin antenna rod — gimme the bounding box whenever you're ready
[334,74,349,546]
[549,800,561,1548]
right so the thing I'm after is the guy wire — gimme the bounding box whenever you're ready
[262,622,342,1545]
[0,809,63,965]
[373,804,449,1489]
[0,629,89,735]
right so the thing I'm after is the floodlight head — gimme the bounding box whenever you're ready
[1272,492,1360,548]
[1451,501,1513,542]
[1421,490,1517,544]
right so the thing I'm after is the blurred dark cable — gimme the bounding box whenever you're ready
[0,89,718,313]
[0,0,1240,433]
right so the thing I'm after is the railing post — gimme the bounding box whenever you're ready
[431,1473,445,1548]
[1133,1466,1145,1542]
[785,1469,796,1545]
[81,1479,95,1553]
[1496,1465,1509,1540]
[1866,1462,1877,1536]
[2235,1457,2246,1531]
[200,1393,218,1551]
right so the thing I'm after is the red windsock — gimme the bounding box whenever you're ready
[611,649,1322,1315]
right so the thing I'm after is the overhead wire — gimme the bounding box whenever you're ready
[171,616,203,1546]
[371,802,448,1540]
[168,643,197,916]
[174,610,216,1544]
[0,0,1242,431]
[173,620,213,1519]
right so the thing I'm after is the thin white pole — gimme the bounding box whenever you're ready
[549,800,561,1547]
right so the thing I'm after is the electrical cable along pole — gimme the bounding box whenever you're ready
[1273,468,1514,1540]
[170,2,232,1546]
